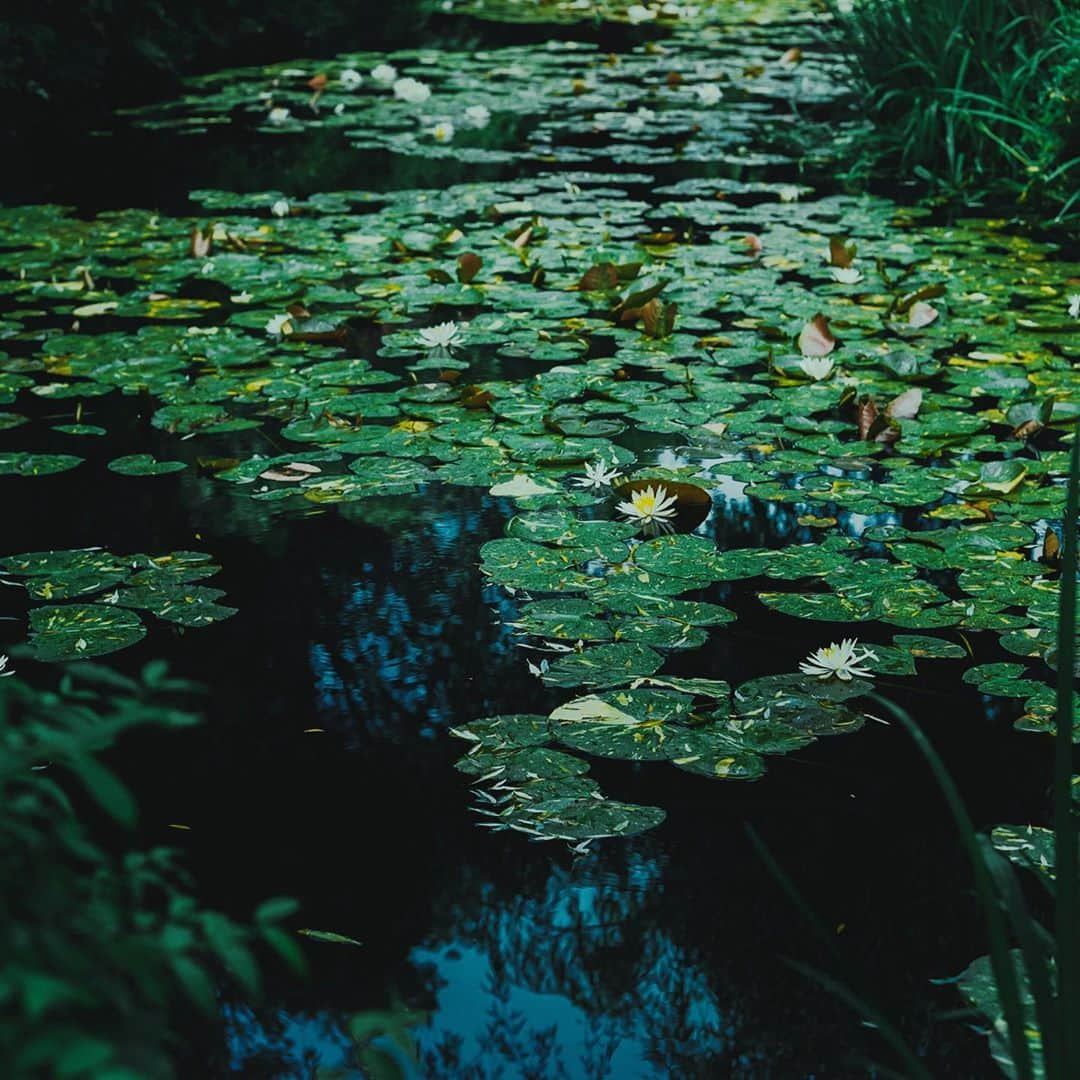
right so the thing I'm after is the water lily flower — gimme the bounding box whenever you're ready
[267,107,291,125]
[0,655,14,678]
[830,266,863,285]
[778,184,800,202]
[573,459,623,491]
[430,120,455,143]
[693,83,723,106]
[1068,293,1080,320]
[626,4,657,23]
[418,320,463,351]
[339,68,363,89]
[464,104,491,128]
[271,199,290,218]
[371,63,398,85]
[798,356,834,381]
[265,313,292,337]
[617,484,678,531]
[394,77,431,104]
[799,638,877,681]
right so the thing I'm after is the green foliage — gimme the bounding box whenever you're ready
[0,663,303,1079]
[837,0,1080,225]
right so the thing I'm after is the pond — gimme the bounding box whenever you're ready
[1,1,1077,1076]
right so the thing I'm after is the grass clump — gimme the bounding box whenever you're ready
[835,0,1080,227]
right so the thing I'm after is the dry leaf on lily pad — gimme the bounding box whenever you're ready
[798,314,836,357]
[828,236,856,268]
[457,252,482,284]
[260,462,322,482]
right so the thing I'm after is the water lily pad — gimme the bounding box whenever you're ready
[108,454,188,476]
[542,642,664,689]
[0,452,83,476]
[28,604,147,661]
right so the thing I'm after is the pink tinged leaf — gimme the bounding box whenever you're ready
[885,387,923,420]
[798,314,836,357]
[907,301,938,328]
[259,462,322,482]
[828,235,856,268]
[856,397,879,441]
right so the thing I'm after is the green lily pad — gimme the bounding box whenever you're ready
[28,604,147,661]
[108,454,188,476]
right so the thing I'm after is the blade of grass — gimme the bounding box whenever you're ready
[785,960,935,1080]
[870,693,1036,1080]
[1053,428,1079,1078]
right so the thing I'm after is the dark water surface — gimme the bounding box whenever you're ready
[1,8,1057,1079]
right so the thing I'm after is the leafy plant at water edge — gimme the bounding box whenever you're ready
[836,0,1080,225]
[765,426,1078,1078]
[0,662,303,1079]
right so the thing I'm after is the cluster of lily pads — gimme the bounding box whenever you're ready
[121,11,848,171]
[0,549,236,660]
[1,0,1078,856]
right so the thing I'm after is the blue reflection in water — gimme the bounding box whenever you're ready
[222,850,752,1079]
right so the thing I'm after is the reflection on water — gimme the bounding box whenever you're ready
[223,847,769,1079]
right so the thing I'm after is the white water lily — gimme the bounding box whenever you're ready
[430,120,455,143]
[572,459,623,491]
[626,3,657,23]
[0,655,13,678]
[624,106,655,133]
[418,320,463,351]
[1068,293,1080,320]
[394,77,431,104]
[778,184,800,202]
[339,68,363,89]
[371,63,398,85]
[265,313,292,337]
[464,104,491,128]
[798,356,835,381]
[271,199,290,218]
[693,83,723,106]
[617,484,678,530]
[799,638,877,681]
[830,266,863,285]
[267,107,290,125]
